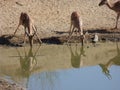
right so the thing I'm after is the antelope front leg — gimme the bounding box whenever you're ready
[78,19,83,36]
[68,21,72,36]
[79,27,84,46]
[23,32,27,45]
[32,25,42,44]
[79,21,84,46]
[67,27,75,43]
[23,27,27,45]
[28,35,33,47]
[14,24,20,36]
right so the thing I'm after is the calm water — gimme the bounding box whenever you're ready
[0,42,120,90]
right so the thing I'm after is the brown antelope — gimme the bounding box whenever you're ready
[67,11,84,45]
[14,12,42,47]
[99,0,120,29]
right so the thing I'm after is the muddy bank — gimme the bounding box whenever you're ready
[0,29,120,47]
[0,78,26,90]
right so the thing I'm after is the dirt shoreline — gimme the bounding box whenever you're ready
[0,28,120,47]
[0,78,26,90]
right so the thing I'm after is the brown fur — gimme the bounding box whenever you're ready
[99,0,120,29]
[67,11,84,45]
[69,11,83,35]
[14,12,42,47]
[14,12,33,35]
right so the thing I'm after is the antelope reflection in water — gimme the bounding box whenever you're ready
[99,42,120,79]
[68,45,86,68]
[16,45,40,77]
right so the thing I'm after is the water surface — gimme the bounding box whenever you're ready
[0,42,120,90]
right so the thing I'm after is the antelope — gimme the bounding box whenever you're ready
[14,12,42,47]
[67,11,84,45]
[99,0,120,29]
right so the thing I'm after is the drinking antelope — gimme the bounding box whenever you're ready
[67,11,84,45]
[14,12,42,47]
[99,0,120,29]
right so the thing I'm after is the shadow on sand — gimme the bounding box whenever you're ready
[0,28,120,46]
[0,35,23,47]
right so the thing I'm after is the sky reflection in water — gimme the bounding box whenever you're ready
[28,65,120,90]
[0,42,120,90]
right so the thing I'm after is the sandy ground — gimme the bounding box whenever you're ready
[0,0,120,36]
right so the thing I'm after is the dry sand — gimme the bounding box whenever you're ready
[0,0,119,37]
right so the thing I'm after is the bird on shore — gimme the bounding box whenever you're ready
[92,33,99,46]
